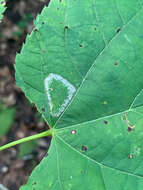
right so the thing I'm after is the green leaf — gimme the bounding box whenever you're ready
[15,0,143,189]
[0,0,6,22]
[0,104,15,138]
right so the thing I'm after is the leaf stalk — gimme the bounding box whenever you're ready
[0,129,53,151]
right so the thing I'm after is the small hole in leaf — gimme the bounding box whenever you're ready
[59,0,62,2]
[71,130,76,134]
[34,28,38,32]
[42,108,45,112]
[64,26,69,30]
[128,126,135,132]
[82,145,87,151]
[104,120,108,124]
[42,22,45,24]
[79,44,83,48]
[129,154,133,159]
[114,62,118,66]
[117,28,121,33]
[49,88,53,91]
[33,182,37,185]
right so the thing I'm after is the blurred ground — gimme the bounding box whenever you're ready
[0,0,51,189]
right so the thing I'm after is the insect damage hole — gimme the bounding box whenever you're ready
[129,154,133,159]
[128,126,135,132]
[123,114,135,132]
[64,26,69,30]
[34,28,38,32]
[117,28,121,33]
[114,62,118,66]
[71,130,76,134]
[81,145,87,151]
[104,120,108,124]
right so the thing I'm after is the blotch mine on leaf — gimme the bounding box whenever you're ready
[82,146,87,151]
[44,73,76,117]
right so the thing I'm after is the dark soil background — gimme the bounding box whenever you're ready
[0,0,51,189]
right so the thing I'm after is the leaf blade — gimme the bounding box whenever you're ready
[15,0,143,189]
